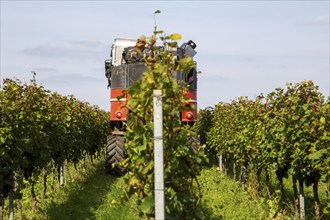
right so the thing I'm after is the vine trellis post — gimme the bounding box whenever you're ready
[153,90,165,220]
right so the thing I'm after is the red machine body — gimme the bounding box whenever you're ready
[181,90,197,123]
[110,89,127,122]
[109,89,197,123]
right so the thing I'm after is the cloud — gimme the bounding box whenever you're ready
[92,67,106,73]
[22,41,108,59]
[32,67,56,72]
[202,75,230,81]
[304,15,330,25]
[40,73,103,83]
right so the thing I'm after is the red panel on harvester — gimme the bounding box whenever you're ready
[110,89,127,121]
[182,90,197,122]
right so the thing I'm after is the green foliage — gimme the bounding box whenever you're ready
[207,81,329,182]
[194,107,215,164]
[121,24,206,218]
[205,80,329,217]
[208,96,266,170]
[194,107,214,145]
[0,74,108,204]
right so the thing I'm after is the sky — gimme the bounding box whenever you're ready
[1,1,329,111]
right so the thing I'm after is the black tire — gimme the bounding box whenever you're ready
[105,135,125,175]
[189,135,200,153]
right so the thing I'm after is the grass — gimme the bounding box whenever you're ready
[43,164,267,219]
[199,167,267,219]
[92,173,140,220]
[279,172,328,220]
[2,159,139,220]
[5,159,327,219]
[44,161,140,220]
[46,163,116,219]
[213,162,330,220]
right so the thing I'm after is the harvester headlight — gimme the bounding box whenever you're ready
[186,112,194,120]
[115,111,122,119]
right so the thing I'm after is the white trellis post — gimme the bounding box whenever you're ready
[153,90,165,220]
[299,180,305,220]
[219,155,223,172]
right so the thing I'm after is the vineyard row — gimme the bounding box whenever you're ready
[196,80,330,219]
[0,76,109,219]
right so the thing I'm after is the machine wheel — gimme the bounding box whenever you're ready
[189,135,200,153]
[105,135,125,175]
